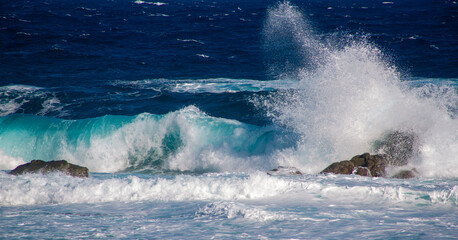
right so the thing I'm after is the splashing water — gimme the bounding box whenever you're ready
[0,106,290,173]
[262,1,326,78]
[0,1,456,178]
[257,1,458,178]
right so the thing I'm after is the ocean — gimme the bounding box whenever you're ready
[1,0,457,238]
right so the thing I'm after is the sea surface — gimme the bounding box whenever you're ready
[1,0,457,239]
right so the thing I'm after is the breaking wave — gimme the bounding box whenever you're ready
[0,106,293,173]
[253,1,458,178]
[0,1,456,179]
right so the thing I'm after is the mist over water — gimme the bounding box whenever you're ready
[1,1,457,238]
[262,1,326,78]
[0,1,456,179]
[257,1,458,177]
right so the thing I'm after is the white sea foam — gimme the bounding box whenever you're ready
[0,172,290,206]
[0,85,65,117]
[0,98,23,116]
[37,97,64,116]
[196,54,210,58]
[177,38,205,44]
[134,1,167,6]
[0,85,37,116]
[111,78,298,94]
[1,1,456,179]
[1,172,456,207]
[256,1,458,177]
[148,13,169,17]
[0,150,25,170]
[196,201,287,221]
[0,106,279,173]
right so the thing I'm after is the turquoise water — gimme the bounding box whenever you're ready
[1,0,457,238]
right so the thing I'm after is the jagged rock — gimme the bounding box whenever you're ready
[9,160,89,178]
[373,130,418,166]
[350,154,366,167]
[355,167,371,177]
[267,166,302,176]
[364,154,388,177]
[321,153,388,177]
[391,169,418,179]
[320,160,354,175]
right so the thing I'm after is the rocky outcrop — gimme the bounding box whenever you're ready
[321,153,388,177]
[320,160,354,175]
[320,130,420,178]
[267,166,302,176]
[9,160,89,178]
[320,152,421,179]
[350,153,387,177]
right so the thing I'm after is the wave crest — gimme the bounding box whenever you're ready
[0,106,292,173]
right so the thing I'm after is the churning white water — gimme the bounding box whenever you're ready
[1,1,457,239]
[257,1,458,177]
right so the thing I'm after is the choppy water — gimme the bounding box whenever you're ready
[1,0,457,239]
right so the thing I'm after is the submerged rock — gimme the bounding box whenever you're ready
[267,166,302,176]
[321,153,388,177]
[9,160,89,178]
[391,169,418,179]
[373,130,418,166]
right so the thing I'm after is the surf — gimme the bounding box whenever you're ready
[1,171,456,206]
[254,1,458,178]
[0,1,456,178]
[0,106,294,173]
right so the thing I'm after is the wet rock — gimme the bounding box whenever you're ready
[321,153,388,177]
[355,167,371,177]
[267,166,302,176]
[350,154,366,167]
[9,160,89,178]
[364,154,388,177]
[391,169,418,179]
[320,160,354,175]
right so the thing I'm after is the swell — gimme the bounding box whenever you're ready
[0,106,294,173]
[1,1,456,178]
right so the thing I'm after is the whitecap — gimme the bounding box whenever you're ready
[196,54,210,58]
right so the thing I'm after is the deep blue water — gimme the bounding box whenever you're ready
[1,0,457,239]
[1,0,457,121]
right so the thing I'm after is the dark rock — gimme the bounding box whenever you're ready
[267,166,302,176]
[391,169,418,179]
[320,160,354,175]
[355,167,371,177]
[9,160,89,178]
[373,130,418,166]
[365,154,387,177]
[350,155,365,167]
[321,153,388,177]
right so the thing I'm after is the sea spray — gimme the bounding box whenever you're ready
[1,0,457,238]
[0,1,455,178]
[262,1,326,78]
[0,106,291,173]
[256,1,458,177]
